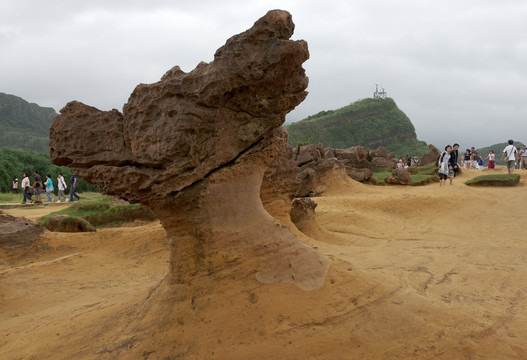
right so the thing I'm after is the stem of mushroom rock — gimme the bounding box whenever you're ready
[151,130,330,290]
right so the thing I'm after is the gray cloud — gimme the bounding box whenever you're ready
[1,0,526,149]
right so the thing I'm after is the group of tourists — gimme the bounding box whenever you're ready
[438,140,527,185]
[15,170,81,204]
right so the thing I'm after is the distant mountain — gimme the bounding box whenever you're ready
[0,92,57,153]
[286,98,428,157]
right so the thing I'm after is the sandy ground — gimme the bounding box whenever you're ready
[1,167,526,359]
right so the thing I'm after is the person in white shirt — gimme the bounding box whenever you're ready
[56,173,68,203]
[500,139,517,174]
[21,172,33,204]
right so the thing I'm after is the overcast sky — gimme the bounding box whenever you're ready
[1,0,526,149]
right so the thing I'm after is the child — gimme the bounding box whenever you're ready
[45,174,55,203]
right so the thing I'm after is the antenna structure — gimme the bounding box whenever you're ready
[373,84,387,99]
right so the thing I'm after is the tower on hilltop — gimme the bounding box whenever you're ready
[373,84,387,99]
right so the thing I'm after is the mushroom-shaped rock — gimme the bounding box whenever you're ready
[50,10,330,291]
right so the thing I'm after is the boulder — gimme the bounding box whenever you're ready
[335,146,371,168]
[0,214,43,249]
[50,10,329,291]
[371,156,395,169]
[418,144,440,166]
[385,168,412,185]
[296,144,324,166]
[296,168,317,197]
[346,167,373,182]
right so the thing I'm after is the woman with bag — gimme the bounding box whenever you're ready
[45,174,55,203]
[438,145,455,186]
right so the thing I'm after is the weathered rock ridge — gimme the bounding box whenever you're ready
[289,143,396,196]
[50,10,329,291]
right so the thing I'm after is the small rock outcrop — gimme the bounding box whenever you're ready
[290,198,317,229]
[418,144,440,166]
[0,214,43,249]
[50,10,329,291]
[385,168,412,185]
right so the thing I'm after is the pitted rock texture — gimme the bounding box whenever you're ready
[290,198,317,228]
[50,10,330,290]
[260,137,300,206]
[51,10,309,205]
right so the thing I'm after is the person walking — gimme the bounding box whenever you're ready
[501,140,517,174]
[521,145,527,170]
[12,178,18,194]
[32,170,43,204]
[56,173,68,203]
[45,174,55,203]
[438,145,455,186]
[451,143,460,175]
[21,172,33,204]
[70,171,81,202]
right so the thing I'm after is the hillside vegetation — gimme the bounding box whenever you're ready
[286,98,428,157]
[0,147,95,193]
[0,92,57,152]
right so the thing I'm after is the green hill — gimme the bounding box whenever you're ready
[0,92,57,153]
[286,98,428,157]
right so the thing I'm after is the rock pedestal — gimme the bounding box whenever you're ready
[49,10,329,291]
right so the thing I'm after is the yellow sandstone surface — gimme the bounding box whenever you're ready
[1,167,526,359]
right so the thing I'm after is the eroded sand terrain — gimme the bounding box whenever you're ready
[1,167,526,359]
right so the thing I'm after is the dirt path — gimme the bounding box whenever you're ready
[1,168,526,359]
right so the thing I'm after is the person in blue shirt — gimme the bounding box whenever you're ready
[70,171,81,202]
[45,174,55,203]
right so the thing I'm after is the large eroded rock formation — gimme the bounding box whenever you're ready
[50,10,329,290]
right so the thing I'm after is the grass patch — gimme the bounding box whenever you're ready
[0,192,22,203]
[407,163,438,175]
[410,174,438,186]
[38,192,157,228]
[465,173,520,187]
[371,171,392,185]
